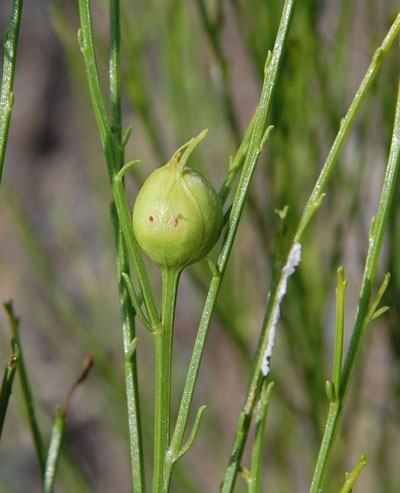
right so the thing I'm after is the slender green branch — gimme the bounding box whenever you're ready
[63,0,254,374]
[223,13,400,493]
[0,0,24,183]
[218,3,297,490]
[216,0,294,278]
[109,0,121,132]
[108,1,145,489]
[153,268,181,493]
[78,0,160,331]
[165,272,220,487]
[0,340,18,441]
[310,401,342,492]
[295,12,400,242]
[114,218,146,493]
[163,1,297,491]
[340,455,367,493]
[310,75,400,493]
[4,301,45,477]
[223,240,301,492]
[249,381,274,493]
[43,406,65,493]
[197,1,273,248]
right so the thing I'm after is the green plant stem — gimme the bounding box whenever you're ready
[310,76,400,493]
[249,381,274,493]
[340,455,367,493]
[222,13,400,492]
[109,0,121,129]
[78,0,160,331]
[295,12,400,242]
[0,341,18,441]
[0,0,24,183]
[114,211,146,492]
[153,268,181,493]
[196,0,273,251]
[56,0,255,373]
[218,3,296,491]
[43,406,65,493]
[164,271,220,486]
[197,0,272,247]
[4,301,46,477]
[109,0,145,489]
[221,262,282,493]
[310,401,341,492]
[164,1,296,490]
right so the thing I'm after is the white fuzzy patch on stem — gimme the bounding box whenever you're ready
[261,241,302,376]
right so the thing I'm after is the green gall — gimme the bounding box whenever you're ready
[132,130,223,271]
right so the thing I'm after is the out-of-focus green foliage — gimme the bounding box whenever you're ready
[0,0,399,491]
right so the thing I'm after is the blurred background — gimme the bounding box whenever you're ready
[0,0,399,491]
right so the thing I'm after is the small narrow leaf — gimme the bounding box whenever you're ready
[370,306,390,322]
[121,125,133,148]
[259,125,274,152]
[366,273,391,324]
[175,405,207,462]
[115,159,141,182]
[122,272,152,332]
